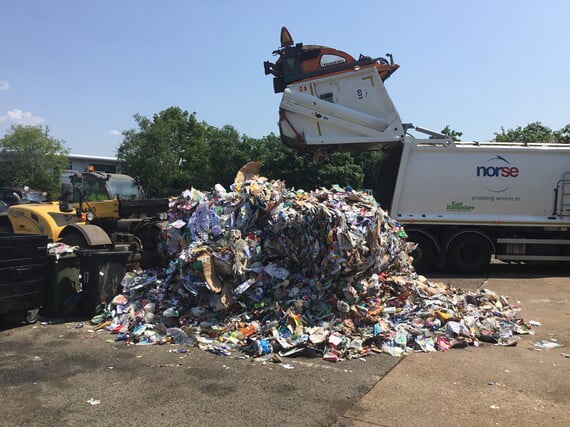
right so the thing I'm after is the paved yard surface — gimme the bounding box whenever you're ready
[1,263,568,426]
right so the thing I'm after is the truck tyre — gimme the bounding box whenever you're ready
[447,234,491,274]
[408,233,436,273]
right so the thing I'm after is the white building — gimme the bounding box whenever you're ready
[67,153,120,173]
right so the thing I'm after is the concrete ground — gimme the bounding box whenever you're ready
[1,264,568,426]
[336,273,570,427]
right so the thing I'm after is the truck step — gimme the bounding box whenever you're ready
[497,254,570,261]
[497,238,570,245]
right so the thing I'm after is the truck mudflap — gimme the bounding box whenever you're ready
[59,224,112,248]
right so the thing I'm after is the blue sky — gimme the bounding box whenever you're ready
[1,1,569,156]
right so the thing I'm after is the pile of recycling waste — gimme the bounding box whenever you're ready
[98,169,531,361]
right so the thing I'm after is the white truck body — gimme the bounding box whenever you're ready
[265,29,570,271]
[393,142,570,227]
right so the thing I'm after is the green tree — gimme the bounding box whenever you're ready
[441,125,463,142]
[257,134,366,190]
[353,151,383,191]
[554,124,570,144]
[0,125,69,197]
[257,133,317,189]
[430,125,462,141]
[117,107,209,197]
[205,125,251,188]
[316,152,364,189]
[118,108,385,195]
[494,121,555,143]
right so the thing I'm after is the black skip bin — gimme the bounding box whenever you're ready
[76,249,131,316]
[42,252,81,318]
[0,233,48,323]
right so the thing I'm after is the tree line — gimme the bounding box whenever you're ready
[1,108,569,198]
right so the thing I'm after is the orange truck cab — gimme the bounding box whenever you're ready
[264,27,399,93]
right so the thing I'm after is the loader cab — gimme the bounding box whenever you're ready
[67,169,144,203]
[104,175,143,200]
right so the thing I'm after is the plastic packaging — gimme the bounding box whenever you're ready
[240,322,260,338]
[255,339,273,355]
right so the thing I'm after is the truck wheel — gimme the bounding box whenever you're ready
[408,233,436,273]
[447,234,491,274]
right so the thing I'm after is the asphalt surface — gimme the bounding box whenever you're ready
[0,323,400,426]
[0,262,567,426]
[1,313,399,426]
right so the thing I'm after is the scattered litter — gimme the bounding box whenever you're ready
[87,398,100,406]
[75,322,84,329]
[47,242,77,260]
[528,320,542,327]
[561,353,570,358]
[490,405,499,410]
[97,175,532,361]
[282,363,295,370]
[151,363,183,368]
[532,340,563,350]
[487,380,494,386]
[111,294,128,306]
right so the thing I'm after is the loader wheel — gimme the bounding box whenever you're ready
[408,233,436,273]
[447,234,491,274]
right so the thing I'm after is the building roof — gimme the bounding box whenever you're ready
[67,153,118,162]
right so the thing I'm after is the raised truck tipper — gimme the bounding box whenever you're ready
[1,168,168,268]
[264,27,570,273]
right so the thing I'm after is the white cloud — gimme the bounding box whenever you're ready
[0,81,8,91]
[110,129,121,136]
[0,109,44,126]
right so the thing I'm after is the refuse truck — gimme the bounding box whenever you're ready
[265,27,570,273]
[0,167,168,268]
